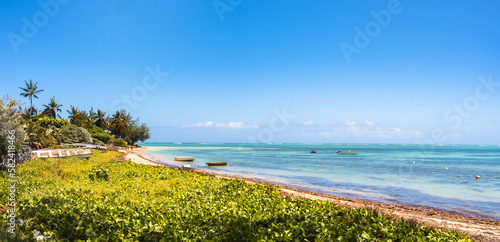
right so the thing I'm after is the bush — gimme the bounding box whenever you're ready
[89,127,113,144]
[114,138,127,147]
[37,116,70,128]
[92,138,105,146]
[88,166,110,181]
[0,97,25,158]
[60,125,92,144]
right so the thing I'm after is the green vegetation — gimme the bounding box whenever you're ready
[1,80,153,153]
[89,127,114,144]
[114,138,128,147]
[0,152,471,241]
[60,125,93,144]
[36,116,70,128]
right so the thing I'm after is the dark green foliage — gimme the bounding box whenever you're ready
[0,152,471,241]
[60,124,92,144]
[127,123,150,144]
[114,138,127,147]
[36,116,70,128]
[88,166,110,181]
[89,126,113,144]
[110,109,135,139]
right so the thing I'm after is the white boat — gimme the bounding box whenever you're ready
[32,149,93,159]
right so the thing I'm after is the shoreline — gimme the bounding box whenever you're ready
[124,148,500,241]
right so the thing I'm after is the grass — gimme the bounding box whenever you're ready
[1,151,471,241]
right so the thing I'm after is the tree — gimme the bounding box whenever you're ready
[43,96,63,118]
[67,106,84,127]
[127,123,150,144]
[19,79,44,118]
[95,109,107,130]
[110,109,135,139]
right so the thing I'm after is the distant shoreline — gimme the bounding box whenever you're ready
[123,148,500,241]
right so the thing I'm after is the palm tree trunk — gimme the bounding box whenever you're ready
[29,96,33,118]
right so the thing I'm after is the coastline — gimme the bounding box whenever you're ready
[125,148,500,241]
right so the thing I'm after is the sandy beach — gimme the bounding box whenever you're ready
[124,148,500,241]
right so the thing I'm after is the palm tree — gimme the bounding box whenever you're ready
[95,109,107,129]
[110,110,135,138]
[19,79,44,118]
[82,116,96,129]
[67,106,84,126]
[43,96,63,118]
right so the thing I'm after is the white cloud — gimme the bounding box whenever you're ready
[219,122,260,129]
[303,120,314,126]
[364,120,374,126]
[321,98,331,103]
[181,121,214,128]
[182,121,259,129]
[345,121,357,127]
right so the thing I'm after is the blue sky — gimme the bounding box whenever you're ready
[1,0,499,144]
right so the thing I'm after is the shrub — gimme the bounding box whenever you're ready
[37,116,70,128]
[60,124,92,144]
[89,126,113,144]
[92,138,105,146]
[0,97,25,158]
[114,138,127,147]
[88,166,110,181]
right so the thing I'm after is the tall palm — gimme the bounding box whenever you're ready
[83,116,96,129]
[95,109,107,129]
[19,79,44,118]
[43,96,63,118]
[67,106,83,126]
[110,110,135,138]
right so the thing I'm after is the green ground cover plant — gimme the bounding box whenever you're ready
[0,151,471,241]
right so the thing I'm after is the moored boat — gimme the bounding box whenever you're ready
[337,151,358,155]
[206,162,228,166]
[175,157,195,162]
[310,150,317,153]
[32,149,93,159]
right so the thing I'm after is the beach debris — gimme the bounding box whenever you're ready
[445,167,448,170]
[476,175,480,179]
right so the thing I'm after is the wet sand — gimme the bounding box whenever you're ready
[124,148,500,241]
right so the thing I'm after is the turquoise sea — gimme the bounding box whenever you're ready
[141,143,500,220]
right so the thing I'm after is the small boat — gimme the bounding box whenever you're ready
[174,157,195,162]
[32,149,93,159]
[337,151,358,155]
[206,162,228,166]
[310,150,317,153]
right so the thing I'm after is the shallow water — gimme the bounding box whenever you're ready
[142,143,500,220]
